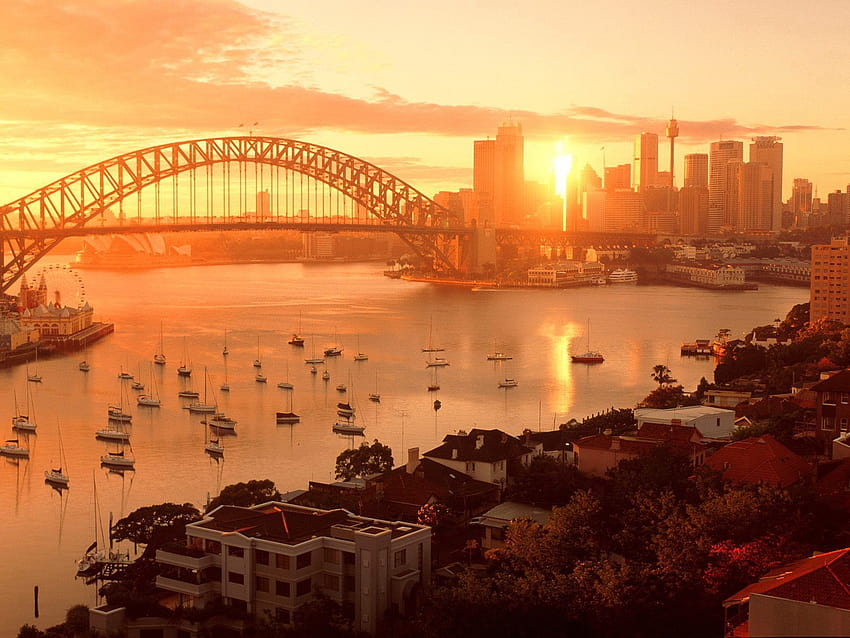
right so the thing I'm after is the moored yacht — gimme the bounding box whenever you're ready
[607,268,638,283]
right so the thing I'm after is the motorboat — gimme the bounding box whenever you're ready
[310,366,318,375]
[487,352,512,361]
[275,411,300,424]
[288,334,305,347]
[324,346,343,357]
[137,394,161,407]
[277,381,294,390]
[178,390,200,398]
[498,378,519,388]
[333,420,365,435]
[427,382,440,392]
[336,383,347,392]
[79,360,91,372]
[426,357,450,367]
[322,370,330,381]
[607,268,638,283]
[571,351,605,364]
[255,373,268,383]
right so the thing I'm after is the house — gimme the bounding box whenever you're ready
[704,389,752,409]
[703,435,812,488]
[520,429,574,464]
[810,369,850,455]
[423,429,539,488]
[724,548,850,637]
[469,501,552,550]
[142,501,431,636]
[573,422,706,477]
[634,405,736,440]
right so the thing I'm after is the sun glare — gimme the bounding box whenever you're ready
[553,140,573,198]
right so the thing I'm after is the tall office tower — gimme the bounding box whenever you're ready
[604,164,631,191]
[791,179,813,215]
[811,237,850,322]
[666,117,679,187]
[473,139,495,226]
[603,190,644,231]
[709,140,744,234]
[827,190,849,226]
[749,136,783,231]
[684,153,709,188]
[724,160,744,229]
[493,121,525,226]
[633,132,659,192]
[736,162,774,231]
[679,186,709,235]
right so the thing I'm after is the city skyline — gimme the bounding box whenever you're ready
[1,0,849,205]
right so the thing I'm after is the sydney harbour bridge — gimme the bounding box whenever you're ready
[0,136,654,294]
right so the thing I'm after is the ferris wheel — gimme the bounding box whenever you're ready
[35,264,88,310]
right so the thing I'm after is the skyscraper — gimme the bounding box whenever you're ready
[709,140,744,235]
[684,153,709,188]
[473,139,495,226]
[633,132,658,192]
[736,162,774,231]
[749,136,783,231]
[790,178,812,227]
[604,164,631,191]
[493,122,525,226]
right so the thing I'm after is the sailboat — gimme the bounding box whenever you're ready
[571,319,605,364]
[204,422,224,457]
[177,337,192,377]
[44,421,69,487]
[428,366,440,392]
[426,355,450,367]
[276,389,300,424]
[498,378,519,388]
[1,437,29,457]
[76,474,105,577]
[220,352,230,393]
[288,312,305,347]
[131,363,145,390]
[12,387,37,432]
[154,321,166,365]
[277,362,294,389]
[186,368,217,413]
[422,316,445,353]
[137,364,161,406]
[100,442,135,469]
[222,328,229,357]
[368,372,381,403]
[324,329,343,357]
[333,373,364,435]
[27,348,42,383]
[95,418,130,441]
[107,382,133,423]
[204,412,237,431]
[353,334,368,361]
[253,336,262,368]
[305,335,324,365]
[487,340,512,360]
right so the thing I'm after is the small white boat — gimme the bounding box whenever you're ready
[12,415,36,431]
[368,393,381,403]
[118,370,134,380]
[322,370,330,381]
[310,366,318,375]
[336,383,347,392]
[79,360,91,372]
[44,467,69,487]
[333,421,365,435]
[178,390,200,398]
[186,402,217,414]
[275,411,300,424]
[131,380,145,391]
[204,413,237,430]
[154,322,166,365]
[1,438,29,457]
[426,357,450,367]
[27,372,42,383]
[607,268,638,283]
[95,427,130,442]
[354,352,368,361]
[137,394,161,407]
[256,373,268,384]
[277,381,294,390]
[336,402,355,417]
[498,378,519,388]
[205,439,224,456]
[177,365,192,377]
[487,352,512,361]
[107,404,132,423]
[305,357,324,365]
[100,450,134,468]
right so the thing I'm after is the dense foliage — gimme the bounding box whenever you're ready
[111,502,201,550]
[335,439,394,480]
[206,479,282,512]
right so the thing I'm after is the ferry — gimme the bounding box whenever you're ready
[607,268,638,283]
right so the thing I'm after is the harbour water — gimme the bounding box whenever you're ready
[0,260,808,633]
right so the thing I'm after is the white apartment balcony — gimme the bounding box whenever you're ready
[156,574,218,598]
[157,546,218,570]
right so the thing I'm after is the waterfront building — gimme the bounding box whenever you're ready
[634,405,736,440]
[0,317,31,352]
[662,262,753,290]
[749,136,784,231]
[526,261,604,287]
[684,153,709,188]
[810,237,850,322]
[150,501,431,636]
[633,132,659,192]
[709,140,744,234]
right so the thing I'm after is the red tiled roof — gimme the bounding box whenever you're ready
[573,434,657,455]
[198,504,350,543]
[637,422,702,443]
[725,548,850,610]
[704,435,812,488]
[811,369,850,393]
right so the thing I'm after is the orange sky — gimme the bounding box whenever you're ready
[1,0,849,205]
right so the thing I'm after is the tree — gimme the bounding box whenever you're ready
[334,439,393,480]
[206,479,281,512]
[640,384,694,409]
[651,364,676,386]
[65,604,90,634]
[16,626,45,638]
[111,502,201,548]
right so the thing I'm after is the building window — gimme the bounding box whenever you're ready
[275,608,290,624]
[276,554,290,570]
[823,417,835,431]
[256,550,269,565]
[323,573,340,591]
[296,552,312,569]
[256,576,270,592]
[466,462,476,472]
[842,394,849,405]
[394,549,406,568]
[275,580,291,597]
[323,548,339,564]
[205,540,221,555]
[228,571,244,585]
[342,551,355,565]
[228,546,244,558]
[296,578,312,597]
[842,418,849,432]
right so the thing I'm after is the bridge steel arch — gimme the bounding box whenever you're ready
[0,136,464,293]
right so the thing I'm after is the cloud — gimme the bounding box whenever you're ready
[1,0,831,147]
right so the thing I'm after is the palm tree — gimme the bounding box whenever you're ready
[651,364,676,386]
